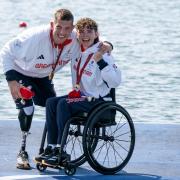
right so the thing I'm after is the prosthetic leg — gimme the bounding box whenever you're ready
[16,106,34,170]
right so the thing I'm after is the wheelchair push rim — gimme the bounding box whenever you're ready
[83,103,135,175]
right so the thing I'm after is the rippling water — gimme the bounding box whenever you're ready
[0,0,180,124]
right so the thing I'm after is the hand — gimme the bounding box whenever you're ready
[99,41,112,54]
[93,42,105,62]
[94,42,113,62]
[8,81,22,100]
[93,51,103,62]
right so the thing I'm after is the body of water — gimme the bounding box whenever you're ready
[0,0,180,124]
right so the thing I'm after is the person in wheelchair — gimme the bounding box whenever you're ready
[34,17,121,166]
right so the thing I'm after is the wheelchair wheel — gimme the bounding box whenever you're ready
[83,102,135,175]
[36,163,47,172]
[64,166,76,176]
[62,117,99,167]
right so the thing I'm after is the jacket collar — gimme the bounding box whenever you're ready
[81,42,100,54]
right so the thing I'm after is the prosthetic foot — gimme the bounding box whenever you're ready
[17,131,31,170]
[16,107,34,170]
[17,150,31,170]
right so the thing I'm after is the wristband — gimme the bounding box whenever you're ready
[97,59,108,70]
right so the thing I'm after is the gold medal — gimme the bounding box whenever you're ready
[74,84,80,91]
[49,72,54,80]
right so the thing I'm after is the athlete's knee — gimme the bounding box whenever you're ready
[46,97,57,106]
[57,98,70,112]
[18,106,34,132]
[46,97,60,113]
[58,97,67,106]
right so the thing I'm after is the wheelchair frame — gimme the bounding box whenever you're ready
[36,90,135,176]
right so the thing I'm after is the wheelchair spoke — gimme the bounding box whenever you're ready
[102,142,111,166]
[110,141,119,166]
[66,127,76,145]
[112,113,124,132]
[104,122,131,142]
[114,138,131,143]
[65,124,84,163]
[65,135,71,145]
[112,122,127,135]
[77,136,83,154]
[73,136,83,159]
[109,141,124,161]
[89,121,131,167]
[65,133,74,150]
[93,140,106,159]
[73,137,77,159]
[105,125,113,136]
[114,131,131,139]
[83,103,135,174]
[71,136,77,158]
[114,139,129,153]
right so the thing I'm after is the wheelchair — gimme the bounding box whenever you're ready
[36,89,135,176]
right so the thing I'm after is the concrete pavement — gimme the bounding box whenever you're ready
[0,120,179,180]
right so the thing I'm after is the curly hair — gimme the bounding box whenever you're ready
[75,18,98,32]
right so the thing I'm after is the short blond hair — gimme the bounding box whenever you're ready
[54,9,74,23]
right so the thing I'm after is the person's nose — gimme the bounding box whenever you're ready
[81,30,89,36]
[60,28,66,35]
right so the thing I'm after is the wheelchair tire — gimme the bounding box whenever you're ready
[62,117,99,167]
[36,163,47,172]
[83,102,135,175]
[64,166,76,176]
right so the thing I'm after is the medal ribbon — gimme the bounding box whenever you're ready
[76,53,94,85]
[68,53,93,99]
[49,25,72,80]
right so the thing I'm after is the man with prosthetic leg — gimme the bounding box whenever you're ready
[14,85,34,169]
[8,74,56,169]
[17,102,34,169]
[0,8,113,170]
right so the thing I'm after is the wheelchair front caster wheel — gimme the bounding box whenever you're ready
[36,163,47,172]
[64,166,76,176]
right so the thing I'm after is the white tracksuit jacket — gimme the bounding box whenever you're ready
[0,25,121,98]
[71,42,121,98]
[0,25,79,78]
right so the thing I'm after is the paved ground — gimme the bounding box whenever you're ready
[0,120,180,180]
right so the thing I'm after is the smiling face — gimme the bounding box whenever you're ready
[77,26,98,49]
[52,9,74,44]
[53,19,74,44]
[76,18,99,50]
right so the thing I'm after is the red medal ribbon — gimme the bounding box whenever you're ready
[68,53,94,98]
[76,53,94,85]
[49,23,72,80]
